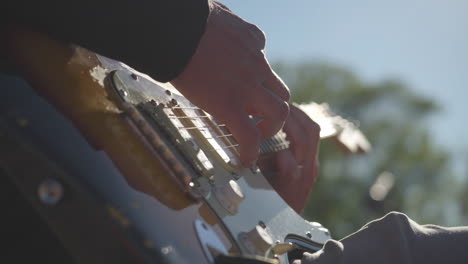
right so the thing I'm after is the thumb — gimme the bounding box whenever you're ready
[300,240,344,264]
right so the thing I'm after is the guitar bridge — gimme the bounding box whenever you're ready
[109,69,247,200]
[138,101,215,178]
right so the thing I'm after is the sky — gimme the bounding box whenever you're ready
[221,0,468,174]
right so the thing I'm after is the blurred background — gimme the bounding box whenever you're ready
[220,0,468,238]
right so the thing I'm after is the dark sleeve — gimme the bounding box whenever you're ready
[3,0,210,82]
[297,212,468,264]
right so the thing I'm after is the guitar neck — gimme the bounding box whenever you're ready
[259,131,290,155]
[259,102,371,156]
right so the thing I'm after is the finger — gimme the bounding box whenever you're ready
[246,86,290,139]
[290,105,321,142]
[275,149,301,183]
[261,149,298,190]
[288,106,321,161]
[268,149,303,212]
[282,111,311,164]
[295,120,320,189]
[262,67,291,102]
[300,154,320,196]
[220,107,260,167]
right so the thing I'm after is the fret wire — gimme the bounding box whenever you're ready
[262,142,273,148]
[274,142,290,149]
[260,144,272,154]
[260,140,272,150]
[261,139,290,153]
[260,139,270,148]
[266,138,278,151]
[274,137,286,150]
[272,135,282,146]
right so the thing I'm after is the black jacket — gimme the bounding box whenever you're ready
[1,0,210,82]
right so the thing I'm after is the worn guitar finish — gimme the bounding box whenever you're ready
[3,29,337,264]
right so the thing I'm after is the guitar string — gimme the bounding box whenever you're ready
[163,108,289,152]
[173,120,288,151]
[157,103,351,155]
[168,114,241,152]
[177,117,289,152]
[173,120,289,152]
[172,118,242,154]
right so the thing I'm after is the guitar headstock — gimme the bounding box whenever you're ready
[297,102,371,154]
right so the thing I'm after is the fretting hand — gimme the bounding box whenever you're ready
[258,105,321,213]
[171,2,290,167]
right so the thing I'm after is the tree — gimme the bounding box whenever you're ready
[274,61,467,238]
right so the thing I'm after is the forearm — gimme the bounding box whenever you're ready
[341,212,468,263]
[299,212,468,264]
[3,0,210,82]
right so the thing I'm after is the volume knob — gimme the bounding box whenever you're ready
[240,225,274,255]
[214,180,244,215]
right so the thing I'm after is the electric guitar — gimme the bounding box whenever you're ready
[0,28,369,264]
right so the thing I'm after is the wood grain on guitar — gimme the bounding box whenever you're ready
[3,27,369,264]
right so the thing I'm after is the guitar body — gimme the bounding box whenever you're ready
[1,29,330,264]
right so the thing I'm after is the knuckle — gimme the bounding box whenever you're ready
[311,121,321,133]
[246,23,267,48]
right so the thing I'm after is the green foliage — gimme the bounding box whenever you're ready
[274,61,467,238]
